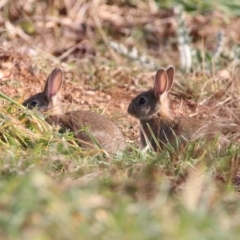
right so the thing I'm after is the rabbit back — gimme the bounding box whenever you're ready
[140,115,236,151]
[47,110,126,154]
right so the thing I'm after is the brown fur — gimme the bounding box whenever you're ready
[47,111,126,153]
[23,68,126,154]
[128,66,236,152]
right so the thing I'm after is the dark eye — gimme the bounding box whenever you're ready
[138,97,146,105]
[30,100,38,108]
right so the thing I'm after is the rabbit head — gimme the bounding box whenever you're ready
[127,66,175,120]
[22,68,63,115]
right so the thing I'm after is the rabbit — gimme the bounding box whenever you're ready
[22,68,126,154]
[127,66,237,152]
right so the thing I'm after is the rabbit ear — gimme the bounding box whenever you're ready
[165,65,175,92]
[44,68,63,101]
[154,69,168,97]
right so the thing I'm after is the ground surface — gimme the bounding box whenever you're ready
[1,1,240,239]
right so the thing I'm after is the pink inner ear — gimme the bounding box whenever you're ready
[166,66,175,92]
[45,68,63,100]
[154,69,168,97]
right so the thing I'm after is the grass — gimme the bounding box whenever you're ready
[0,99,240,240]
[156,0,240,16]
[1,0,240,239]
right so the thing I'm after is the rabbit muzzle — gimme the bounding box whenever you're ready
[127,102,135,116]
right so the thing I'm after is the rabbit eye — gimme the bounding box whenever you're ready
[138,97,146,105]
[30,100,38,108]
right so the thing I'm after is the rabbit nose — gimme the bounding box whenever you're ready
[127,102,135,114]
[127,103,132,113]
